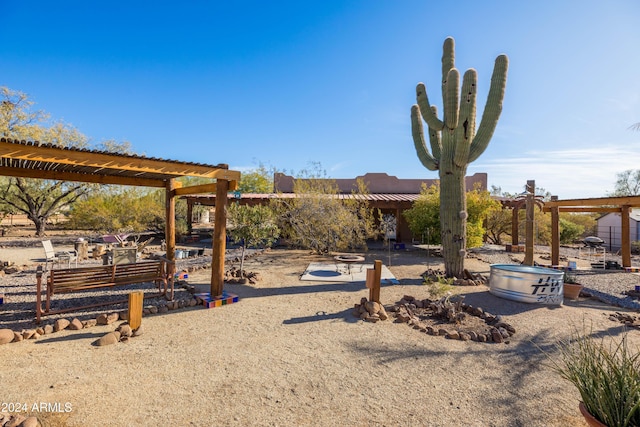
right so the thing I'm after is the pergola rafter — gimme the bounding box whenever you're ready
[0,137,240,296]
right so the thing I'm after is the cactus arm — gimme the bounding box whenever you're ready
[468,54,508,163]
[416,83,444,130]
[428,105,442,160]
[444,68,460,130]
[441,37,455,96]
[411,105,439,171]
[453,69,477,167]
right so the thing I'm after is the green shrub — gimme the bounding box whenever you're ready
[546,327,640,427]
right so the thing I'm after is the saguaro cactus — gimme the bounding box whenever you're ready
[411,37,508,278]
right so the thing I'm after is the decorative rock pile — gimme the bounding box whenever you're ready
[607,311,640,329]
[224,266,261,284]
[94,322,144,346]
[388,294,516,343]
[352,297,389,323]
[421,268,488,286]
[0,260,21,275]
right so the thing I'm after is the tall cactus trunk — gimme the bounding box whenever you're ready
[439,163,467,278]
[410,37,508,279]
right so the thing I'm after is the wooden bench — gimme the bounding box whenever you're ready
[35,259,175,323]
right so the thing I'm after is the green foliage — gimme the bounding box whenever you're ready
[66,188,164,234]
[563,213,597,237]
[403,184,499,248]
[563,271,578,284]
[228,204,279,249]
[559,218,584,244]
[485,205,511,245]
[228,204,280,273]
[237,164,274,194]
[546,327,640,427]
[423,276,454,299]
[271,165,375,254]
[404,184,441,244]
[0,86,92,235]
[466,186,501,247]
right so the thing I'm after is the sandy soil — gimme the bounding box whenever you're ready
[1,245,639,427]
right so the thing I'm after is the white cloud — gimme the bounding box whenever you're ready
[471,144,640,198]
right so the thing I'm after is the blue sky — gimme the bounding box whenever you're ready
[2,1,639,198]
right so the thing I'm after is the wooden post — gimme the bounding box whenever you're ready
[511,207,519,246]
[128,291,144,331]
[186,199,193,235]
[523,180,535,266]
[211,179,229,297]
[165,179,176,262]
[622,205,631,268]
[367,260,382,303]
[550,196,560,266]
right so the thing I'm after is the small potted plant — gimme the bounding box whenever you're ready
[563,271,583,300]
[547,327,640,427]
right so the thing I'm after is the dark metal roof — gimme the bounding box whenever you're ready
[186,193,420,203]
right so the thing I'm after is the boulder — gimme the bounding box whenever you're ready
[95,332,119,346]
[22,329,36,340]
[53,318,70,332]
[68,318,84,330]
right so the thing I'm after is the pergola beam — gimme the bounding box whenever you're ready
[0,138,241,296]
[0,166,166,187]
[545,196,640,207]
[0,142,239,179]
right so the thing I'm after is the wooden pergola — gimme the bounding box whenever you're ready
[0,138,240,296]
[544,195,640,268]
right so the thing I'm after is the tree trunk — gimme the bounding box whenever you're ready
[439,154,467,278]
[33,216,46,237]
[240,244,246,278]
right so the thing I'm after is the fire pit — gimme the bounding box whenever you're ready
[333,255,365,275]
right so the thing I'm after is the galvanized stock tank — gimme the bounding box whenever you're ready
[489,264,564,305]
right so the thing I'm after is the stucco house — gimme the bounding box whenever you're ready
[596,209,640,251]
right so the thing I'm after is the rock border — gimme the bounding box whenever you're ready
[0,279,204,346]
[353,294,517,344]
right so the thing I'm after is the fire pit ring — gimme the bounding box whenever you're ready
[333,255,365,275]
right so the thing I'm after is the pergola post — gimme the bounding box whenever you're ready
[186,199,193,235]
[550,196,560,266]
[165,178,176,261]
[511,207,519,246]
[523,180,535,266]
[621,205,631,268]
[211,179,230,296]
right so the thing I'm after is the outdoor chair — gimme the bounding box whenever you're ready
[41,240,78,270]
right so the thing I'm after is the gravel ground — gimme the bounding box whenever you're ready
[0,246,257,332]
[2,243,640,426]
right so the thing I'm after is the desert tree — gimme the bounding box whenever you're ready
[610,169,640,196]
[271,164,376,254]
[228,203,280,276]
[0,87,94,235]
